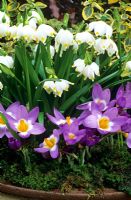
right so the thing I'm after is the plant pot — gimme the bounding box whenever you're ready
[0,183,130,200]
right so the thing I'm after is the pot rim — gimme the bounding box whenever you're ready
[0,182,130,200]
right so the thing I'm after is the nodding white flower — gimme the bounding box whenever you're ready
[37,24,56,38]
[28,18,37,30]
[0,11,10,25]
[55,29,74,55]
[0,82,3,90]
[0,23,9,38]
[17,25,36,41]
[43,79,73,97]
[106,39,119,58]
[72,59,85,75]
[0,55,14,68]
[50,45,55,58]
[83,62,100,81]
[8,26,17,38]
[28,10,42,23]
[125,61,131,71]
[75,31,95,46]
[94,38,119,57]
[88,21,113,38]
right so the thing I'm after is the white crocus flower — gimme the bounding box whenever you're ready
[0,55,14,68]
[83,62,100,81]
[73,59,85,75]
[55,29,74,55]
[0,11,10,25]
[0,23,9,38]
[88,21,113,38]
[37,24,56,38]
[0,82,3,90]
[43,79,73,97]
[75,31,95,46]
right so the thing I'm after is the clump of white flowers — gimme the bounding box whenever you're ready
[75,31,95,46]
[43,79,74,97]
[94,38,119,58]
[0,82,3,90]
[88,21,113,38]
[73,59,100,81]
[55,29,74,56]
[0,55,14,68]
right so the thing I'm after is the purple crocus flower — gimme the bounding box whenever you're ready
[34,129,59,159]
[122,118,131,148]
[83,106,127,134]
[116,82,131,109]
[7,104,45,139]
[47,108,75,126]
[62,120,86,145]
[0,104,14,138]
[77,83,115,112]
[8,137,22,150]
[80,128,100,147]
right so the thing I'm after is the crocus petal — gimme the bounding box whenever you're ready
[28,107,39,123]
[92,83,103,100]
[16,105,28,120]
[76,102,90,110]
[47,113,59,125]
[103,89,110,103]
[104,107,118,120]
[116,85,124,99]
[113,116,128,126]
[34,147,49,153]
[117,97,126,108]
[29,123,45,135]
[0,104,5,112]
[5,131,12,138]
[126,133,131,148]
[19,132,30,139]
[6,102,20,113]
[54,108,65,120]
[50,145,59,159]
[83,115,98,128]
[0,128,5,138]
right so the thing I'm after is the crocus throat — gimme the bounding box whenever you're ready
[0,116,6,125]
[68,133,76,139]
[17,119,29,132]
[66,116,71,125]
[99,117,110,130]
[44,138,56,149]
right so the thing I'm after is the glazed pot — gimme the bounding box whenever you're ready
[0,183,131,200]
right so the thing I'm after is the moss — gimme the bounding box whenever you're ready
[0,141,130,195]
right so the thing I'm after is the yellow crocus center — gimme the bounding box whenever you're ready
[44,138,56,149]
[99,117,110,130]
[0,116,6,125]
[17,119,29,132]
[123,132,128,138]
[68,133,76,140]
[66,116,71,125]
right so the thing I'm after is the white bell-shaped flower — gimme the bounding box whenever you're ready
[125,61,131,71]
[0,82,3,90]
[73,59,85,74]
[37,24,56,37]
[50,45,55,58]
[43,81,56,94]
[106,39,119,58]
[55,29,74,55]
[0,55,14,68]
[0,23,9,38]
[83,62,100,81]
[88,21,113,38]
[8,26,17,38]
[75,31,95,46]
